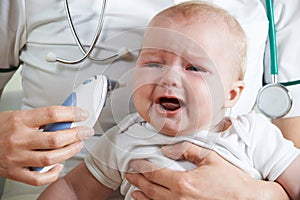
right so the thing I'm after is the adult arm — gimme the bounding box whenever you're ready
[126,142,289,200]
[276,155,300,200]
[272,117,300,148]
[38,162,113,200]
[0,106,94,186]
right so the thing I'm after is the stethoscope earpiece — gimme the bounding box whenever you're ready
[117,47,130,58]
[46,52,57,63]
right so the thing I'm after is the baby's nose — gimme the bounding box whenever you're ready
[160,67,182,88]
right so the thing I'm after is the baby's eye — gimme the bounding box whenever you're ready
[186,65,207,72]
[144,63,162,68]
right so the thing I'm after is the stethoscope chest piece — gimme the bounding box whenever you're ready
[256,83,292,119]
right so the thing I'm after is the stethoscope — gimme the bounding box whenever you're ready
[45,0,130,64]
[256,0,300,119]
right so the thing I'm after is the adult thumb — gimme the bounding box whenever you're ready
[162,142,212,166]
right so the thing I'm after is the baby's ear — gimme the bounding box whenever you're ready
[224,81,245,108]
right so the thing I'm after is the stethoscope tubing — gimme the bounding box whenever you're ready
[265,0,278,81]
[256,0,295,119]
[55,0,108,64]
[265,0,300,86]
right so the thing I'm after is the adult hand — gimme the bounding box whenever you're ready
[126,142,289,200]
[0,106,94,186]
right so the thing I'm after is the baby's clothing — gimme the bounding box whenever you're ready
[85,112,300,199]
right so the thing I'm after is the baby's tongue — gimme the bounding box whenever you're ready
[161,101,180,111]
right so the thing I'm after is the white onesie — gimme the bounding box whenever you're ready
[85,112,300,199]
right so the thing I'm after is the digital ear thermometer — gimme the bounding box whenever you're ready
[29,75,124,172]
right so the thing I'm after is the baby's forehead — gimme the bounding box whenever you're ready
[147,10,232,49]
[152,3,230,28]
[141,26,213,59]
[143,27,203,49]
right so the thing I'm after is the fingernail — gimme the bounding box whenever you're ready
[131,191,137,199]
[161,145,181,159]
[161,145,176,156]
[74,108,89,120]
[57,164,64,172]
[125,173,132,180]
[78,127,95,139]
[77,141,84,149]
[161,145,172,153]
[129,160,138,170]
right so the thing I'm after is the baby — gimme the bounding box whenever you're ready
[38,1,300,200]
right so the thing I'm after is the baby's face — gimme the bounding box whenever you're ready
[133,16,239,136]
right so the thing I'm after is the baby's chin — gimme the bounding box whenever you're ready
[157,122,211,137]
[158,126,195,137]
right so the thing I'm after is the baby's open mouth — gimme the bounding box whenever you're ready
[158,97,183,111]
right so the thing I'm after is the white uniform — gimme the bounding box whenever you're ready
[85,112,300,200]
[1,0,300,199]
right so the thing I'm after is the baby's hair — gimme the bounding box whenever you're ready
[153,1,247,80]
